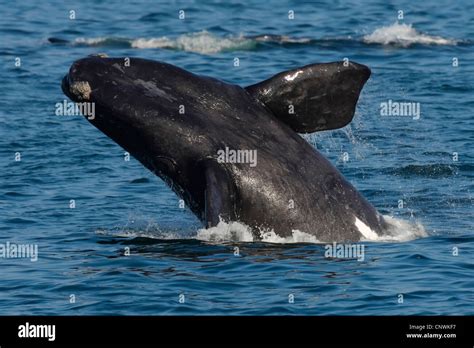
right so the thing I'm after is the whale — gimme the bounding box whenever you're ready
[62,55,388,242]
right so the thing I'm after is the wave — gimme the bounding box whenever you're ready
[131,32,257,54]
[48,24,461,54]
[363,22,458,47]
[63,31,260,54]
[68,32,313,54]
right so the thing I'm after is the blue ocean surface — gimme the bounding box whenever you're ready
[0,0,473,315]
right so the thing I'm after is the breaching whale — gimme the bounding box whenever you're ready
[62,55,388,242]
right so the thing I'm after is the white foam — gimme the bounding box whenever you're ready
[196,219,322,244]
[71,31,310,54]
[259,229,322,244]
[375,215,427,242]
[363,22,456,47]
[253,35,311,44]
[74,37,109,45]
[355,215,426,242]
[132,31,254,54]
[196,220,255,242]
[131,37,174,49]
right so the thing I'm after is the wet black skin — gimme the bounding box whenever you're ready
[62,56,387,242]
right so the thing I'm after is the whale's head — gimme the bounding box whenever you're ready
[62,55,222,213]
[62,55,265,222]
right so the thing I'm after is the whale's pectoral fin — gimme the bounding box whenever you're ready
[245,61,371,133]
[204,162,236,227]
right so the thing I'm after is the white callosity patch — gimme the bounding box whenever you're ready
[69,81,91,101]
[354,216,379,240]
[284,70,303,81]
[363,22,457,47]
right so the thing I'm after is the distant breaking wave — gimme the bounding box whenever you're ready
[48,23,462,55]
[54,31,306,54]
[74,32,257,54]
[363,22,458,47]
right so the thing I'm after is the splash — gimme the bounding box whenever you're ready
[360,215,427,242]
[196,220,254,242]
[259,229,322,244]
[99,214,426,244]
[196,220,322,244]
[196,216,426,244]
[363,22,457,47]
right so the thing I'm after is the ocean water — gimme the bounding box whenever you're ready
[0,0,473,315]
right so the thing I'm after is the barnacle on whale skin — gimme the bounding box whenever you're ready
[70,81,92,101]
